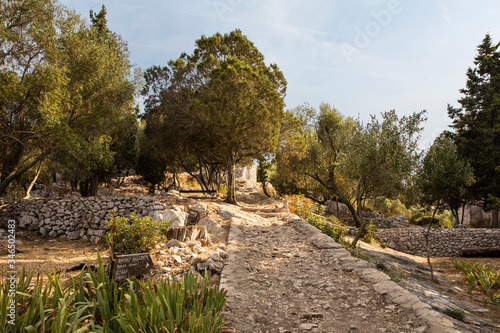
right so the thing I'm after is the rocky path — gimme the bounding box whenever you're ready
[218,189,459,333]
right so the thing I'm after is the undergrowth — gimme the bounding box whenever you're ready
[104,211,171,255]
[287,195,408,285]
[454,261,500,305]
[0,251,227,332]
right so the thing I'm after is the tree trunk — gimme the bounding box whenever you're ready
[24,162,42,199]
[426,204,439,282]
[225,154,237,204]
[460,247,500,257]
[336,198,340,217]
[461,202,466,225]
[0,153,47,196]
[89,174,99,197]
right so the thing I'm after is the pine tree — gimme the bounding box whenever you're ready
[448,34,500,228]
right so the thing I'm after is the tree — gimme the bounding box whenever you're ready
[0,2,138,197]
[306,103,362,228]
[54,5,137,196]
[418,133,474,225]
[270,107,309,196]
[0,0,64,195]
[448,34,500,228]
[344,110,426,219]
[276,103,425,246]
[143,30,287,204]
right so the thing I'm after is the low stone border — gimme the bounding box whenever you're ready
[287,216,460,333]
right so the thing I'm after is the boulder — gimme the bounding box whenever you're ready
[154,209,186,227]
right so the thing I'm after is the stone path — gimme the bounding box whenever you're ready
[218,190,460,333]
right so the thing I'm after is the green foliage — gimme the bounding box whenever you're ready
[376,198,411,219]
[417,133,474,225]
[414,211,455,228]
[116,273,226,332]
[0,1,139,196]
[415,216,440,227]
[448,34,500,228]
[375,261,408,286]
[454,261,500,305]
[362,221,377,243]
[437,210,455,228]
[104,212,170,254]
[287,195,346,243]
[444,307,465,321]
[469,218,491,228]
[142,29,286,204]
[0,252,226,332]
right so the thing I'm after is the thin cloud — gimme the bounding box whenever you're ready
[435,0,452,25]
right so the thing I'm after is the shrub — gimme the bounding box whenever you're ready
[415,215,439,227]
[287,195,346,243]
[454,260,500,305]
[445,307,465,321]
[104,212,171,255]
[437,210,455,228]
[362,220,377,244]
[0,251,227,332]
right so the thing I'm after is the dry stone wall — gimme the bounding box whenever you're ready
[4,196,168,242]
[376,227,500,257]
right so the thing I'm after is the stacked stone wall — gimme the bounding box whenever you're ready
[3,196,165,242]
[376,228,500,257]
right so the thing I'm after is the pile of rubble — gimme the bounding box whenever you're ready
[151,238,228,282]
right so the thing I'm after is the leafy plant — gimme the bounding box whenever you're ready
[104,211,171,255]
[454,261,500,305]
[287,195,346,242]
[445,307,465,321]
[374,260,408,286]
[415,216,440,227]
[0,251,227,332]
[362,220,376,243]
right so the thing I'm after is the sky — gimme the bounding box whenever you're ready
[60,0,500,149]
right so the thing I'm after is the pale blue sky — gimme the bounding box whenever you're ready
[60,0,500,148]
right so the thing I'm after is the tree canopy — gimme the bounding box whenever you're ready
[417,132,474,224]
[142,29,287,203]
[0,1,139,196]
[448,33,500,227]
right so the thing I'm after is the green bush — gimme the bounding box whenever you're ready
[469,218,491,228]
[287,195,346,243]
[362,220,377,244]
[0,252,227,332]
[454,261,500,305]
[364,198,412,219]
[444,307,465,321]
[104,212,171,255]
[415,215,440,227]
[437,210,455,228]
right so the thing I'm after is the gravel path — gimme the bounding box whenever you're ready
[218,189,459,333]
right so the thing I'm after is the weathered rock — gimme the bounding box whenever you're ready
[67,230,80,240]
[217,208,232,220]
[190,202,207,215]
[166,239,180,248]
